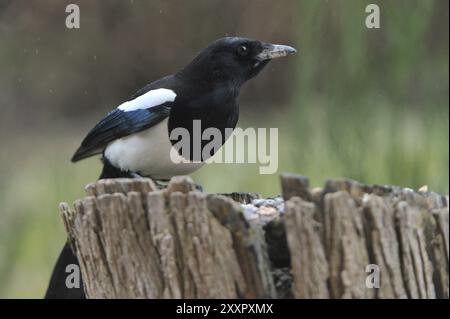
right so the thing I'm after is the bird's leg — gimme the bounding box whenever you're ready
[133,175,203,192]
[154,179,203,191]
[155,179,170,189]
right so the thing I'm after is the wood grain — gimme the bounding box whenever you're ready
[60,174,448,299]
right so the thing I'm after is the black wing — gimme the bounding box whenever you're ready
[71,103,171,162]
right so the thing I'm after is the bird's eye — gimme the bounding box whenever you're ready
[236,45,249,57]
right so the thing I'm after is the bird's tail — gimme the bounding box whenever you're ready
[44,241,85,299]
[45,159,133,298]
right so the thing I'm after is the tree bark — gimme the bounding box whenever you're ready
[60,174,448,299]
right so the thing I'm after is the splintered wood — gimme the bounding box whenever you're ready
[60,174,448,299]
[61,177,274,298]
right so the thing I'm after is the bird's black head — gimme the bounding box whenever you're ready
[178,37,297,87]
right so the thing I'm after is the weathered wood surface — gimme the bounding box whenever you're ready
[60,174,448,299]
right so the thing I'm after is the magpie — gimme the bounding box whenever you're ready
[45,37,296,298]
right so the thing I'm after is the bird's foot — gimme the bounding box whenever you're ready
[153,179,203,192]
[154,179,170,189]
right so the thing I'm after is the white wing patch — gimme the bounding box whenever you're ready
[118,88,176,112]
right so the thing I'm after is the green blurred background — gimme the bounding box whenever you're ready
[0,0,448,298]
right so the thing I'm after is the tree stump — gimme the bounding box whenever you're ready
[60,174,449,299]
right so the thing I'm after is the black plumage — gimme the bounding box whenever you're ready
[70,37,296,178]
[46,37,296,299]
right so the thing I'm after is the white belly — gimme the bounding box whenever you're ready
[104,119,204,179]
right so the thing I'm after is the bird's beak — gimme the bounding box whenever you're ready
[255,43,297,61]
